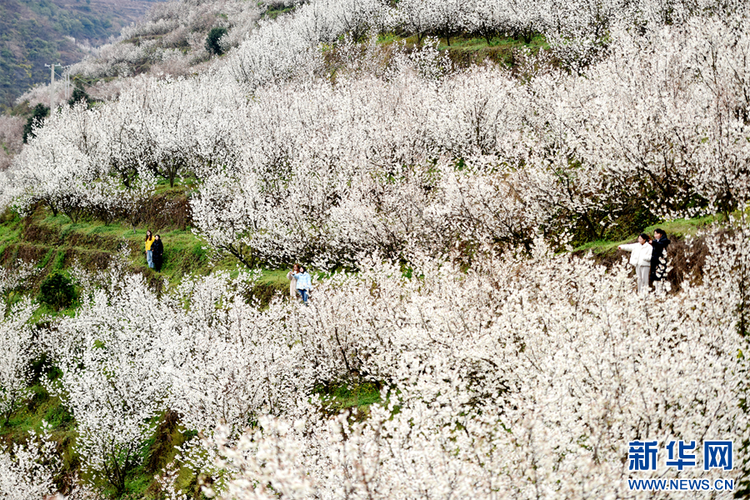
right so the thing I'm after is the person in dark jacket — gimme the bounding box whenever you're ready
[151,234,164,272]
[649,228,670,286]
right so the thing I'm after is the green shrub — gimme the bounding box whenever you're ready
[67,86,91,107]
[38,272,76,310]
[205,26,228,55]
[23,103,49,143]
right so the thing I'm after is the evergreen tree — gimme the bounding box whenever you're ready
[68,86,91,108]
[22,104,49,144]
[206,26,228,55]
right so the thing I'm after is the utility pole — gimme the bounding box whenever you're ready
[44,63,61,109]
[62,65,72,103]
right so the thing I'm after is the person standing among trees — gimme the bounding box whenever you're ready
[145,230,155,269]
[152,234,164,272]
[650,228,670,289]
[293,265,312,304]
[618,233,653,294]
[286,264,300,300]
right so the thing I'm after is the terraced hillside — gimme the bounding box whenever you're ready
[0,184,291,307]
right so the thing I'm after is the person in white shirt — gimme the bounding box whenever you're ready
[618,233,653,294]
[293,265,312,304]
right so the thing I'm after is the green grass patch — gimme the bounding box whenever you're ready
[0,199,309,310]
[314,380,383,419]
[29,301,79,324]
[36,248,55,268]
[0,210,21,244]
[51,250,67,271]
[261,5,295,19]
[438,33,548,51]
[574,215,721,255]
[643,215,718,237]
[257,268,294,288]
[376,32,401,44]
[0,382,77,471]
[574,239,624,255]
[247,268,293,307]
[375,32,549,67]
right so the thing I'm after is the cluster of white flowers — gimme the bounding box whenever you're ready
[0,261,38,295]
[0,299,35,425]
[222,0,744,73]
[68,0,262,80]
[0,424,59,500]
[0,261,40,424]
[28,223,748,497]
[6,12,749,264]
[41,0,739,102]
[8,101,159,221]
[189,227,746,498]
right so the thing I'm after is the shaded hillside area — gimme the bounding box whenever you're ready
[0,0,164,111]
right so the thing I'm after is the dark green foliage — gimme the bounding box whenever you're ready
[205,26,228,56]
[67,86,90,107]
[38,271,75,310]
[22,103,49,143]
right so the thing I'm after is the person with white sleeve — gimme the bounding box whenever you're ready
[286,264,300,301]
[293,265,312,304]
[618,233,653,294]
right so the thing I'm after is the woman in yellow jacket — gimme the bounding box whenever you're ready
[145,230,155,269]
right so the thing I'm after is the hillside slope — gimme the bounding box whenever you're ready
[0,0,748,497]
[0,0,163,111]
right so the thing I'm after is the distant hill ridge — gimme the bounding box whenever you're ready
[0,0,163,111]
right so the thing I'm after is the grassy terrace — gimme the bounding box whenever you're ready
[0,196,290,299]
[0,184,725,300]
[375,32,549,66]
